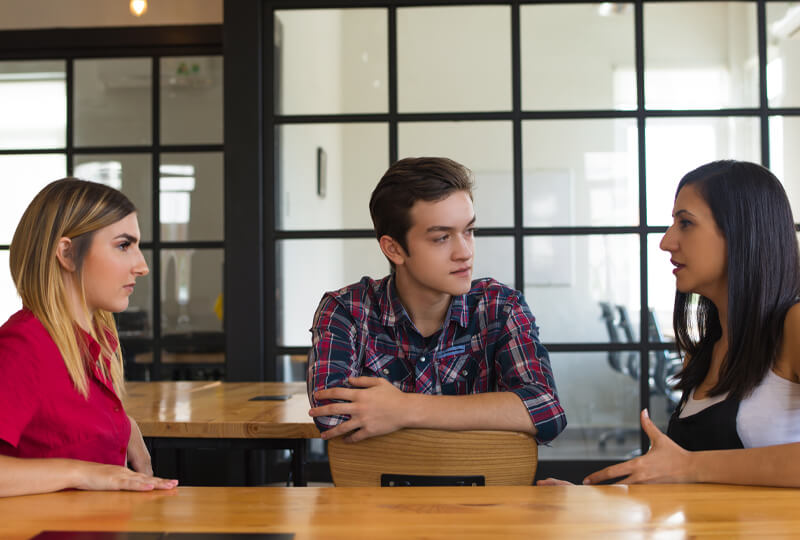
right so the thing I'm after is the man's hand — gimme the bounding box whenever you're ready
[583,409,695,485]
[126,416,153,475]
[310,376,410,442]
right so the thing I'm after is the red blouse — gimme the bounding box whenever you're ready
[0,309,131,466]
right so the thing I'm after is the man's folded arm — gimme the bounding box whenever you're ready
[307,295,360,432]
[493,294,567,444]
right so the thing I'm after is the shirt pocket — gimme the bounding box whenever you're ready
[364,344,413,392]
[440,352,484,395]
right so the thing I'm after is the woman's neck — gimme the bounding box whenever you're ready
[62,272,92,333]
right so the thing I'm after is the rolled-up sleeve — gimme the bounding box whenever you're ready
[307,294,361,432]
[494,294,566,444]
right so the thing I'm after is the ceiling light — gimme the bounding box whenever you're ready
[130,0,148,17]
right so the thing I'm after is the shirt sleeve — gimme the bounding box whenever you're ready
[493,293,567,444]
[0,333,41,448]
[307,294,362,432]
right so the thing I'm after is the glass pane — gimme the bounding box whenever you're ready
[0,250,21,325]
[0,154,66,244]
[521,4,635,111]
[73,154,152,242]
[645,116,760,226]
[397,6,511,112]
[160,248,224,335]
[275,9,388,115]
[118,249,153,340]
[398,121,513,227]
[74,58,151,146]
[539,352,641,460]
[644,2,758,109]
[524,234,640,342]
[523,119,639,227]
[767,3,800,108]
[160,56,223,145]
[278,238,388,347]
[160,152,223,241]
[474,236,514,289]
[159,347,225,381]
[770,116,800,220]
[122,343,153,382]
[647,233,677,342]
[278,123,388,230]
[277,354,308,383]
[0,60,65,149]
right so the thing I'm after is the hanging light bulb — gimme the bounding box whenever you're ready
[130,0,148,17]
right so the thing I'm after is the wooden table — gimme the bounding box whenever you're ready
[2,484,800,539]
[124,381,320,486]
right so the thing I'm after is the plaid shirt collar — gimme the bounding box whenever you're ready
[378,274,470,331]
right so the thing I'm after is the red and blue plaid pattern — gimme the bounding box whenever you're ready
[307,275,567,444]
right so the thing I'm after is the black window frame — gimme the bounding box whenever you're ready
[226,0,800,478]
[0,25,224,381]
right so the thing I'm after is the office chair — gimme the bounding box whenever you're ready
[647,310,683,412]
[597,302,641,452]
[328,428,538,487]
[599,302,630,376]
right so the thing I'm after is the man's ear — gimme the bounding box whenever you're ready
[55,237,77,272]
[378,235,407,267]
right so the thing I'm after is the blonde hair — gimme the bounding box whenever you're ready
[9,178,136,398]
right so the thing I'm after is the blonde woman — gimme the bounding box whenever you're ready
[0,178,177,497]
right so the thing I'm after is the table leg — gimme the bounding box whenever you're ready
[292,441,307,487]
[144,437,155,470]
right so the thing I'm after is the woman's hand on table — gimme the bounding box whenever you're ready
[72,460,178,492]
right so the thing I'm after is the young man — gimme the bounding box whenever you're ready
[307,157,566,444]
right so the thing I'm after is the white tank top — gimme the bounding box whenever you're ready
[678,370,800,448]
[737,370,800,448]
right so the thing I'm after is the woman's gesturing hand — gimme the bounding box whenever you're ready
[583,409,695,485]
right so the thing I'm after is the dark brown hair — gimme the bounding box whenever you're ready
[369,157,474,257]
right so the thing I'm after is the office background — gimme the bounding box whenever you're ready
[1,0,799,480]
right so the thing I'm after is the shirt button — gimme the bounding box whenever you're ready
[461,369,469,377]
[382,368,390,375]
[120,447,126,455]
[114,407,121,412]
[420,356,426,363]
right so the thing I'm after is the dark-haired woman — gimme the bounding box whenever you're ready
[544,160,800,487]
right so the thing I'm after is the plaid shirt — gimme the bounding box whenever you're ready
[307,275,566,444]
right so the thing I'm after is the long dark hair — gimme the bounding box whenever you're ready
[672,160,800,401]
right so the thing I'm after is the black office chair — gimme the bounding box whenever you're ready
[599,302,629,376]
[647,310,682,412]
[597,302,639,451]
[616,305,640,379]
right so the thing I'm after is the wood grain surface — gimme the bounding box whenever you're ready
[124,381,320,439]
[2,484,800,539]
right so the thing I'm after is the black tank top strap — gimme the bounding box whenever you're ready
[666,392,744,451]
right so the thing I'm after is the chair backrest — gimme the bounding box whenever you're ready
[328,428,538,487]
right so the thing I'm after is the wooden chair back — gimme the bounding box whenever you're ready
[328,428,538,487]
